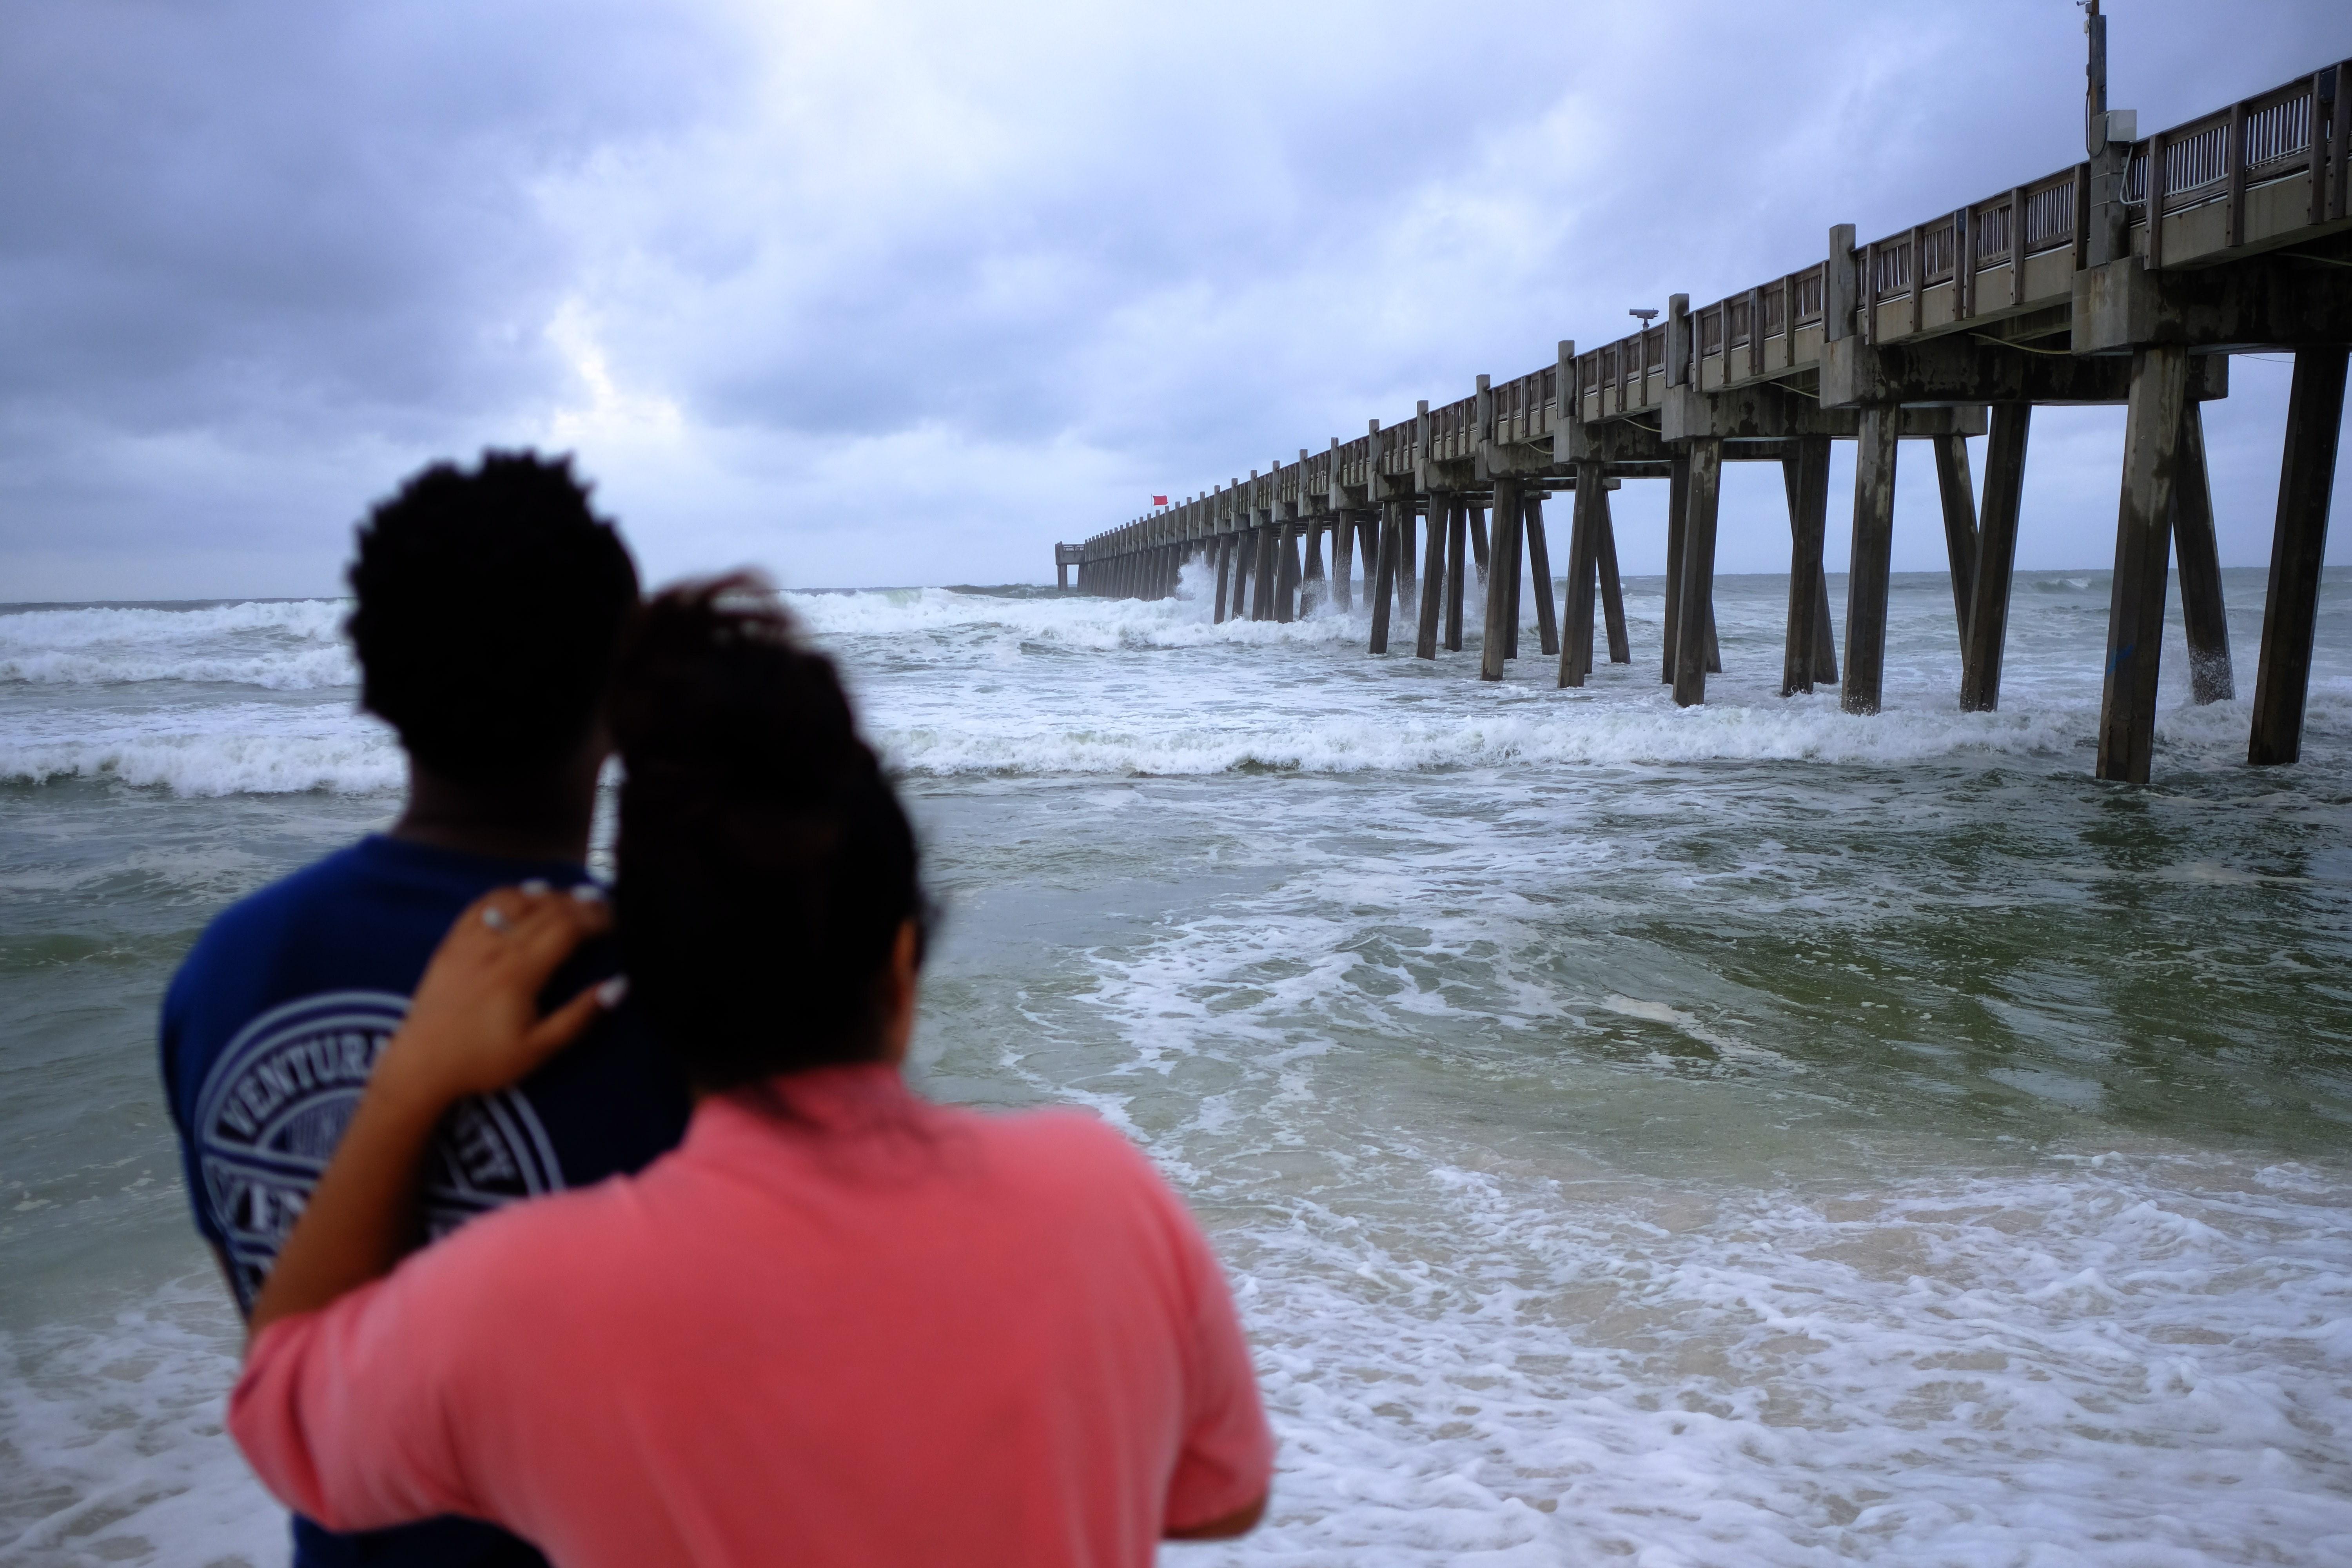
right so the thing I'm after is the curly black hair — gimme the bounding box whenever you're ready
[347,451,639,781]
[608,574,927,1087]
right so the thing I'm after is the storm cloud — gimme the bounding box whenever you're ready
[3,0,2347,598]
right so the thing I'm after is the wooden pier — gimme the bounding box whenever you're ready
[1058,45,2352,783]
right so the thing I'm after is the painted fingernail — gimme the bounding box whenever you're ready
[519,879,552,896]
[596,976,629,1008]
[571,882,608,903]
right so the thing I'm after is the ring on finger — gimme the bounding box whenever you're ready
[482,906,513,932]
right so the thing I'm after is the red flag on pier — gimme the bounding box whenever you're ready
[1152,495,1168,506]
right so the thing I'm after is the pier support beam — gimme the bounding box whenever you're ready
[1560,462,1606,687]
[1415,498,1446,659]
[1444,499,1468,652]
[1275,524,1301,623]
[2171,404,2233,704]
[1370,503,1400,653]
[2249,346,2349,766]
[1305,519,1328,612]
[1663,452,1725,688]
[2096,345,2192,783]
[1253,524,1279,622]
[1468,503,1491,584]
[1780,437,1833,695]
[1597,489,1630,666]
[1842,407,1900,715]
[1525,495,1560,659]
[1671,439,1724,708]
[1396,505,1419,635]
[1663,452,1689,685]
[1480,478,1523,680]
[1933,434,1978,650]
[1960,404,2032,712]
[1331,514,1355,613]
[1504,495,1524,661]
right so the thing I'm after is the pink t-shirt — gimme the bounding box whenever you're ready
[230,1064,1273,1568]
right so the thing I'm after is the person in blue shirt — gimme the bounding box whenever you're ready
[160,451,692,1568]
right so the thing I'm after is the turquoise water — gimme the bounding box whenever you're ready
[4,567,2350,1565]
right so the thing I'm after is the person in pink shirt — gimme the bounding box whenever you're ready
[229,577,1274,1568]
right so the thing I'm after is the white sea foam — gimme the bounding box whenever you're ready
[0,706,400,795]
[4,580,2341,794]
[0,600,354,690]
[0,1278,281,1568]
[1194,1153,2352,1566]
[1029,824,2352,1565]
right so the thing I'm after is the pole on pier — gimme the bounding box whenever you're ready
[1960,404,2032,712]
[1597,487,1631,665]
[1444,498,1468,651]
[1671,439,1724,707]
[1370,501,1400,653]
[1663,451,1690,684]
[2171,403,2233,703]
[2096,345,2192,782]
[1933,434,1980,651]
[1480,478,1522,679]
[1525,495,1560,659]
[1780,437,1833,695]
[1415,497,1446,659]
[1467,504,1490,583]
[2249,346,2349,765]
[1561,461,1606,687]
[1842,407,1901,715]
[1212,535,1232,624]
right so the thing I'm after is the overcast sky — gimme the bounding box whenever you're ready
[3,0,2347,600]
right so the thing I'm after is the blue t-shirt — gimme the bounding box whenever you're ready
[161,833,691,1568]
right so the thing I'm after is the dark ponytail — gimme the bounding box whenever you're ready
[608,574,925,1090]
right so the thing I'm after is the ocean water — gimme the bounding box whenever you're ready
[4,565,2350,1567]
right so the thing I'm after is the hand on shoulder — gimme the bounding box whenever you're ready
[372,884,621,1111]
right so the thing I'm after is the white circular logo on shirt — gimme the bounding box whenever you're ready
[194,990,563,1309]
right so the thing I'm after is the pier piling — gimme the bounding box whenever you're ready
[1525,495,1561,659]
[2249,346,2348,766]
[1481,477,1523,680]
[2170,405,2233,704]
[2096,345,2191,784]
[1960,405,2032,712]
[1780,437,1833,695]
[1842,407,1900,716]
[1444,499,1468,651]
[1561,463,1606,688]
[1672,439,1724,708]
[1597,490,1631,665]
[1933,434,1980,649]
[1415,497,1446,660]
